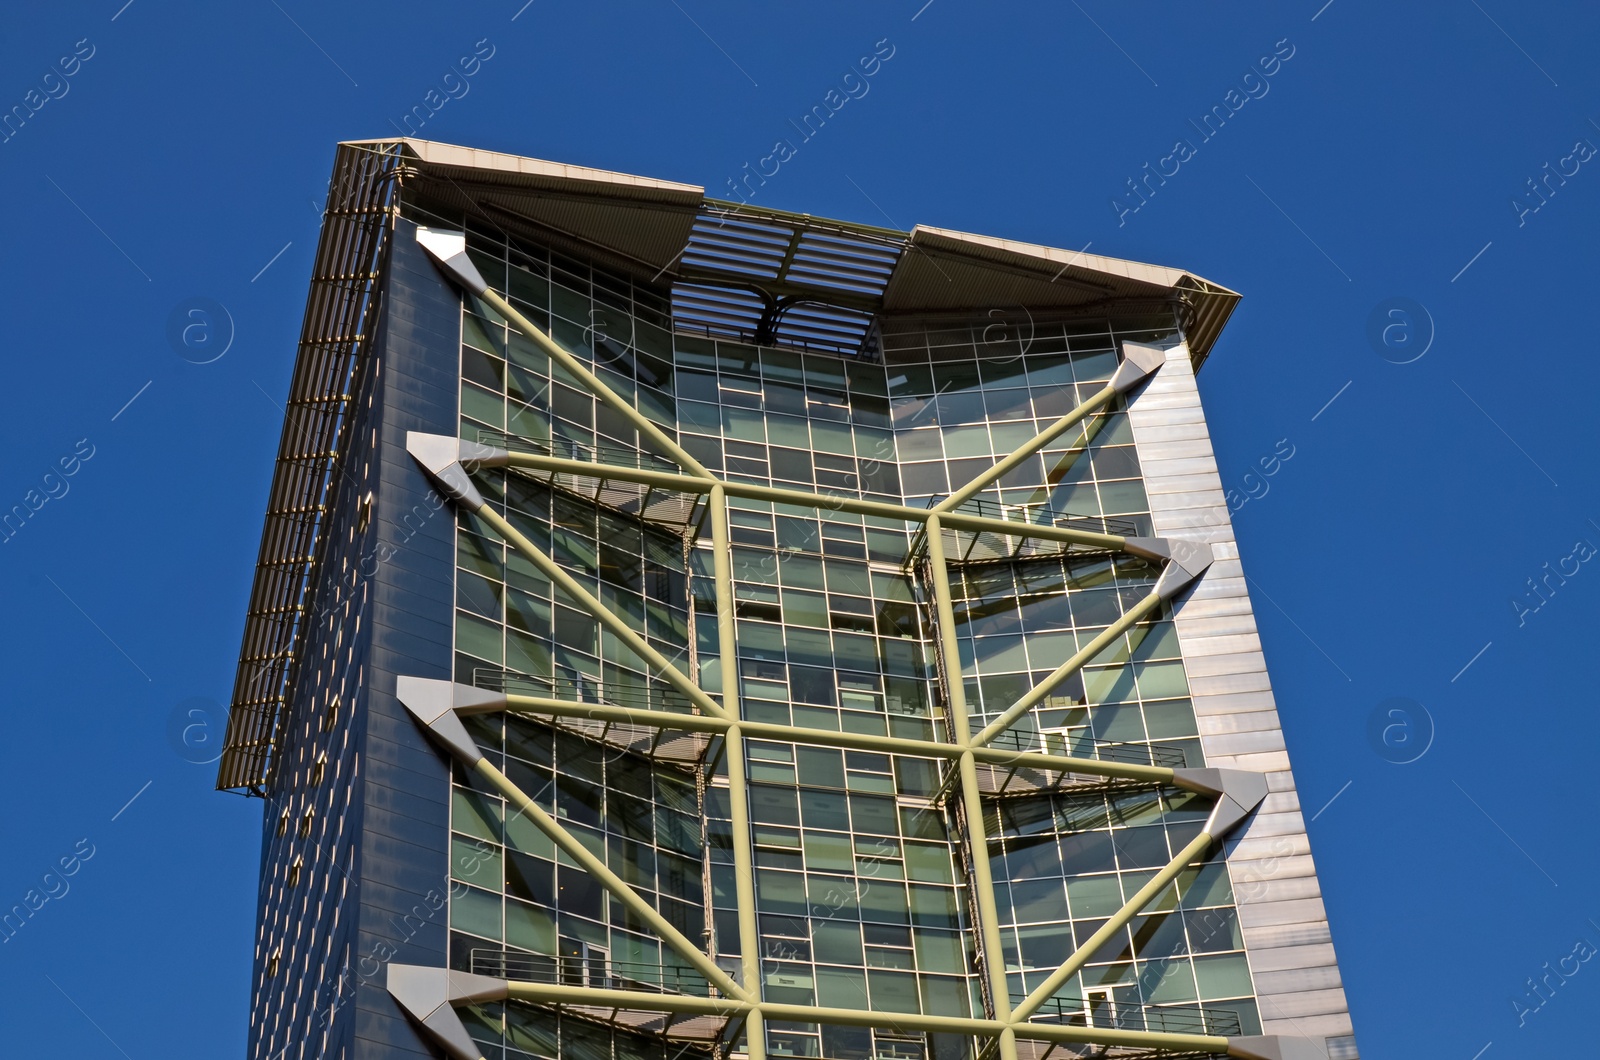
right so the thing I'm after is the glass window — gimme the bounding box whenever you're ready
[451,885,502,939]
[1007,876,1066,923]
[816,966,869,1010]
[1194,953,1254,1000]
[867,969,921,1013]
[1066,876,1123,918]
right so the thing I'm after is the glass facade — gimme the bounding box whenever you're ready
[421,209,1263,1059]
[229,142,1356,1060]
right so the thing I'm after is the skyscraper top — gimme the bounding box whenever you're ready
[218,137,1240,793]
[347,137,1240,364]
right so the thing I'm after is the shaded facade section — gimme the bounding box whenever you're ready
[247,220,463,1059]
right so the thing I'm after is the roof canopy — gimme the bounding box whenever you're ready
[363,138,1239,367]
[218,139,1241,792]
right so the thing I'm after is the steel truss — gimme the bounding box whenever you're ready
[385,229,1324,1060]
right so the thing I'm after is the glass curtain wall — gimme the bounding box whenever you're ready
[405,200,1263,1058]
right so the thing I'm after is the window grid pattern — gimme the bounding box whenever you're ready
[990,788,1259,1035]
[421,216,1259,1060]
[880,319,1176,523]
[446,717,707,990]
[955,555,1205,770]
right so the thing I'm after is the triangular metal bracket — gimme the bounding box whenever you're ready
[407,432,491,508]
[394,675,507,766]
[1109,340,1167,393]
[388,963,507,1060]
[1125,537,1215,600]
[1172,768,1270,838]
[416,227,491,295]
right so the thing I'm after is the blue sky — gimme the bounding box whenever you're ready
[2,2,1597,1056]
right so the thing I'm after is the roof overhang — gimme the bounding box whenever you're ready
[349,137,706,276]
[220,137,1241,793]
[370,138,1239,365]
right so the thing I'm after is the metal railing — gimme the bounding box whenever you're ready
[474,667,696,715]
[950,497,1145,539]
[470,947,714,998]
[474,429,686,475]
[1016,993,1241,1037]
[984,726,1188,769]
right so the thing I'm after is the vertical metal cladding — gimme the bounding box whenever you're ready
[347,218,463,1055]
[245,218,466,1059]
[1125,342,1358,1058]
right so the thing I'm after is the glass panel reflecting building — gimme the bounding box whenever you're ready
[220,140,1358,1060]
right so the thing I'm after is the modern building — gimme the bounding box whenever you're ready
[219,138,1358,1060]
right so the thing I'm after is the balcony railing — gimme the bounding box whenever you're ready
[474,430,687,475]
[473,429,707,527]
[470,947,714,998]
[912,498,1151,567]
[472,667,713,767]
[985,726,1188,769]
[474,667,696,715]
[951,497,1145,540]
[1015,993,1242,1037]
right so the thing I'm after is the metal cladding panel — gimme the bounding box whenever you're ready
[1126,342,1359,1055]
[221,142,401,792]
[243,247,399,1058]
[349,217,462,1058]
[353,990,442,1060]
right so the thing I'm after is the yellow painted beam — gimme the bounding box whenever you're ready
[971,590,1164,750]
[475,758,752,1002]
[1009,830,1215,1022]
[502,691,1176,785]
[473,504,727,720]
[475,286,711,478]
[710,483,768,1060]
[935,383,1118,513]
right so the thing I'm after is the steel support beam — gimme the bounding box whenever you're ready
[503,978,744,1015]
[1010,771,1267,1024]
[710,483,768,1060]
[1011,830,1214,1023]
[933,341,1165,514]
[416,226,710,478]
[490,976,1234,1052]
[971,590,1164,750]
[471,504,728,720]
[733,480,1129,551]
[936,382,1117,514]
[491,449,1130,552]
[474,757,752,1002]
[498,450,717,492]
[971,538,1215,750]
[391,686,750,1002]
[491,689,1180,786]
[926,515,1019,1060]
[393,962,1292,1058]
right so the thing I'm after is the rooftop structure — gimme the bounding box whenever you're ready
[219,139,1352,1060]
